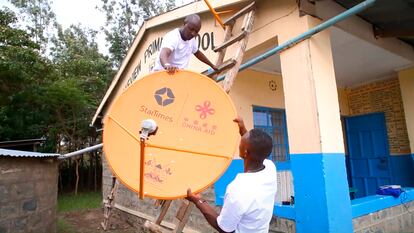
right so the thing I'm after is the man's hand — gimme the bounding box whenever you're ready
[186,188,201,203]
[186,188,231,233]
[233,117,247,136]
[164,64,178,75]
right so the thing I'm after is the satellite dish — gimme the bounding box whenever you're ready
[103,70,239,199]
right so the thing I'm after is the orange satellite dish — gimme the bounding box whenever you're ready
[103,70,239,199]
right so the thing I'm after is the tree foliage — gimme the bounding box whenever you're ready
[0,7,55,140]
[8,0,56,54]
[99,0,175,67]
[48,24,113,151]
[0,6,113,152]
[1,1,113,194]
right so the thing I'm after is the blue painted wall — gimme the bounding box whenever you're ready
[213,154,414,233]
[351,187,414,218]
[291,153,353,233]
[390,154,414,186]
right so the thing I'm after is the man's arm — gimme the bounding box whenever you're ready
[159,48,178,74]
[233,117,247,136]
[186,189,233,233]
[194,50,218,71]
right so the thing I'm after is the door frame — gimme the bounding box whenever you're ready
[343,112,392,197]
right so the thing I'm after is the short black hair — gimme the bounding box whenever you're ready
[184,14,201,24]
[247,129,273,161]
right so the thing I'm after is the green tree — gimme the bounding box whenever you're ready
[0,8,112,150]
[8,0,56,54]
[99,0,175,68]
[49,24,113,151]
[1,6,111,194]
[0,7,55,141]
[49,25,113,193]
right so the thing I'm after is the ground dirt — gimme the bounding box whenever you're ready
[59,208,148,233]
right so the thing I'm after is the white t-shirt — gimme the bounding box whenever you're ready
[217,159,277,233]
[153,28,198,71]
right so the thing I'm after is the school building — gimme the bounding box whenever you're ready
[92,0,414,232]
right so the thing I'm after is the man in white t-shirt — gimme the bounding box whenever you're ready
[186,118,278,233]
[152,14,217,75]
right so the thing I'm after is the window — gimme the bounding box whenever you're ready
[253,106,290,162]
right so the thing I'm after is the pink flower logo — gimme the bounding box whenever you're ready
[195,101,215,119]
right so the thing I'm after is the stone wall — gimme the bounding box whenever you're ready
[269,217,296,233]
[353,200,414,233]
[0,157,58,233]
[347,78,411,155]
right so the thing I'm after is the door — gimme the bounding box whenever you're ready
[345,113,391,198]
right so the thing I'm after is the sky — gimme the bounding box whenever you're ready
[0,0,108,53]
[53,0,108,53]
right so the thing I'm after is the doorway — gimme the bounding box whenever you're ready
[344,113,391,198]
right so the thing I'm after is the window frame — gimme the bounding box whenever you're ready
[252,105,291,170]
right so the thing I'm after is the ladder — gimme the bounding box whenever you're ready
[100,177,196,233]
[144,200,195,233]
[101,176,119,230]
[203,1,256,93]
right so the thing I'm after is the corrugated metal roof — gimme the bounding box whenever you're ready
[0,148,59,158]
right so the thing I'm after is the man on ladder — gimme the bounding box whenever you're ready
[152,14,218,75]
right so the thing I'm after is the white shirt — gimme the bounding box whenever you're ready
[153,28,198,71]
[217,159,277,233]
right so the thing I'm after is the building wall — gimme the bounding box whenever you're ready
[229,69,294,202]
[0,157,58,233]
[398,67,414,154]
[353,200,414,233]
[229,69,285,131]
[347,78,410,155]
[345,77,413,186]
[338,88,350,116]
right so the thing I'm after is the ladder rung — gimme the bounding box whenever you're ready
[176,201,189,221]
[213,30,247,52]
[223,1,255,26]
[205,59,236,77]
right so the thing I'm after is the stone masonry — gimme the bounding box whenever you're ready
[353,200,414,233]
[0,157,58,233]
